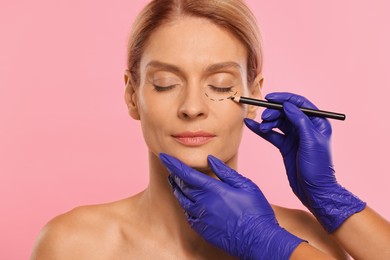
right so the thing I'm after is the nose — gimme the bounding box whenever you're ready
[178,85,209,120]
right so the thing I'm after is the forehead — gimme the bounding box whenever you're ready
[140,16,248,74]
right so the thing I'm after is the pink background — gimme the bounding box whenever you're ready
[1,1,389,259]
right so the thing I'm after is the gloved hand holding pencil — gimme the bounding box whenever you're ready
[244,92,366,233]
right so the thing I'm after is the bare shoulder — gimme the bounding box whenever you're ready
[272,204,350,259]
[31,194,143,260]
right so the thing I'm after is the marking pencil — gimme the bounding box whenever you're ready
[230,96,346,121]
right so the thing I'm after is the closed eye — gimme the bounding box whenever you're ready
[153,84,178,92]
[208,85,234,93]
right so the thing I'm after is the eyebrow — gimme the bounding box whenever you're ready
[205,62,242,73]
[145,61,242,74]
[145,61,183,74]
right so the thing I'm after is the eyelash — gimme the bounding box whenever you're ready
[153,84,177,92]
[208,85,234,93]
[152,84,234,93]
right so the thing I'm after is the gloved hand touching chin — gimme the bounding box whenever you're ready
[244,92,366,233]
[160,153,305,260]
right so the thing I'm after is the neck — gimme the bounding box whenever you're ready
[139,151,237,257]
[142,151,206,251]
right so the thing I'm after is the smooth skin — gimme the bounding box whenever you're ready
[31,17,348,259]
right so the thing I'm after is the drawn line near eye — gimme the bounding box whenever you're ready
[204,90,238,102]
[224,91,239,101]
[204,92,217,102]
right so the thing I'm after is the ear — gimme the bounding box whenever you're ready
[246,73,263,119]
[124,70,140,120]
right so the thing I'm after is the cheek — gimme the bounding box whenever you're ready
[209,103,246,163]
[211,102,247,144]
[137,88,173,119]
[137,94,171,146]
[228,107,246,134]
[214,100,248,122]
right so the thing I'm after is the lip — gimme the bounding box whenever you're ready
[172,131,216,146]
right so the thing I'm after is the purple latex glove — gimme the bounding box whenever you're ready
[244,92,366,233]
[160,153,304,260]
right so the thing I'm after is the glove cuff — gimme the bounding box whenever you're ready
[309,185,366,233]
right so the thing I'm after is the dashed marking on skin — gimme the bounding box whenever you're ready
[204,90,238,102]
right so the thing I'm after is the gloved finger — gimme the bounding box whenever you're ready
[308,115,332,136]
[283,102,315,138]
[171,182,201,217]
[207,155,256,190]
[265,92,333,134]
[187,217,208,234]
[265,92,319,110]
[169,175,211,219]
[259,119,282,133]
[176,193,208,220]
[260,117,300,138]
[261,108,283,121]
[171,173,217,202]
[244,118,285,149]
[160,153,218,188]
[167,175,178,192]
[245,116,290,135]
[244,117,264,134]
[280,116,299,133]
[169,174,196,203]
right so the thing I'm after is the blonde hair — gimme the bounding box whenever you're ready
[127,0,263,87]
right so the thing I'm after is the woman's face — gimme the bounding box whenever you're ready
[126,17,261,171]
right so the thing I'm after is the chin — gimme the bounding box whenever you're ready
[171,150,236,176]
[179,153,209,168]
